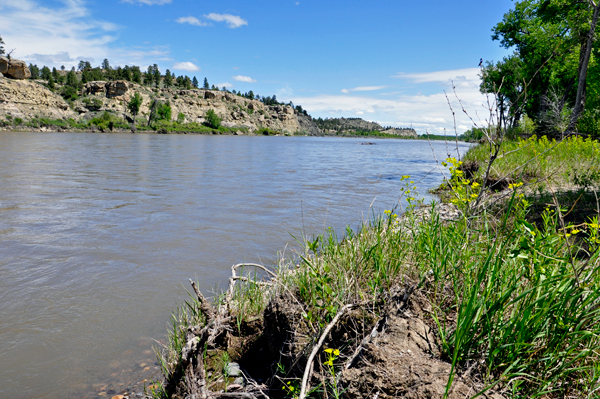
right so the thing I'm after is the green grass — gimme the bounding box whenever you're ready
[154,137,600,399]
[462,135,600,189]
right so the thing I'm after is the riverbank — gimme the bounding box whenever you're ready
[149,135,600,399]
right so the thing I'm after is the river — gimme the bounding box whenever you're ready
[0,132,470,398]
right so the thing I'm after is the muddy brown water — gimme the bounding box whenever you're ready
[0,132,470,398]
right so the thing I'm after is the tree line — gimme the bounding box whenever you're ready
[25,57,306,111]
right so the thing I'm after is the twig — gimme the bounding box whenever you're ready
[299,304,354,399]
[190,279,217,323]
[344,316,386,370]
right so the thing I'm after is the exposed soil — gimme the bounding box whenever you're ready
[164,281,505,399]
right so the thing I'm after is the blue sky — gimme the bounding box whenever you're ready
[0,0,515,134]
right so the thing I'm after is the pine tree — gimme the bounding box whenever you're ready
[192,76,199,88]
[131,66,142,84]
[102,59,110,70]
[0,35,4,56]
[47,75,55,90]
[152,64,161,88]
[164,69,173,88]
[29,64,40,79]
[41,66,51,80]
[203,77,209,89]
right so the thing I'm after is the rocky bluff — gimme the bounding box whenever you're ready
[315,117,417,138]
[0,57,32,80]
[0,72,322,135]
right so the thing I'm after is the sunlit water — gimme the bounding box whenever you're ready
[0,132,470,398]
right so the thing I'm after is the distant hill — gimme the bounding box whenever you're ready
[314,117,417,138]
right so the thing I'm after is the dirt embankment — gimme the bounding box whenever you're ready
[158,230,504,399]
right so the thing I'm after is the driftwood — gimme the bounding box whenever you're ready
[174,264,276,399]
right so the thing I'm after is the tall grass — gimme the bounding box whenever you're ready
[155,137,600,398]
[462,135,600,188]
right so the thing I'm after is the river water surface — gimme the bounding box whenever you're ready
[0,132,470,398]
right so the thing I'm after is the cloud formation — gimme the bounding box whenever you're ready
[293,68,489,134]
[341,85,387,93]
[173,61,200,72]
[0,0,117,68]
[176,16,208,27]
[216,82,234,88]
[204,13,248,28]
[394,68,482,90]
[122,0,172,5]
[0,0,173,69]
[233,75,256,83]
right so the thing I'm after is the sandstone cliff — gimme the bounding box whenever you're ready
[0,77,322,135]
[0,78,75,120]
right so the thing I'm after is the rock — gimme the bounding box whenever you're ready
[106,80,129,98]
[110,396,125,399]
[204,90,224,100]
[224,362,242,377]
[0,78,75,120]
[84,81,107,95]
[0,57,8,75]
[7,59,31,79]
[76,106,88,113]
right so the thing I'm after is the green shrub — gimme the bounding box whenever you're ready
[177,112,185,124]
[577,108,600,138]
[14,117,23,126]
[156,102,172,121]
[61,86,79,101]
[89,111,127,132]
[204,109,221,129]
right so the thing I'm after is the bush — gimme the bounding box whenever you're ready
[89,111,127,132]
[577,108,600,138]
[204,109,221,129]
[82,97,103,110]
[61,86,79,101]
[177,112,185,124]
[156,102,172,121]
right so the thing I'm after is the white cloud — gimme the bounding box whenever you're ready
[173,62,200,72]
[0,0,115,67]
[394,68,481,90]
[176,16,208,27]
[204,13,248,28]
[233,75,256,83]
[122,0,172,5]
[216,82,233,88]
[0,0,170,69]
[291,72,489,135]
[353,86,388,92]
[341,85,387,93]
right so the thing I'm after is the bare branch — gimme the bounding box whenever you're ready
[299,304,354,399]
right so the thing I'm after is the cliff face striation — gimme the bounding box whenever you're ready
[0,78,75,120]
[0,77,323,135]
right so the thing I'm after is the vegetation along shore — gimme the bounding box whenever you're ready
[143,0,600,398]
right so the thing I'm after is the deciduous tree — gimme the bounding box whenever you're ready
[127,92,143,120]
